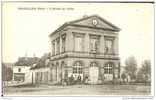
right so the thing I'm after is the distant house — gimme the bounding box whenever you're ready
[13,66,32,84]
[12,56,40,84]
[30,53,51,84]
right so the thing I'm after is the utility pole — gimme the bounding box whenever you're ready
[32,72,33,85]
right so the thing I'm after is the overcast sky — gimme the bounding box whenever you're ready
[2,3,154,66]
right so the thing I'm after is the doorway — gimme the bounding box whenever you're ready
[89,62,99,84]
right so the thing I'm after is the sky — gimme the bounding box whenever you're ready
[2,2,154,67]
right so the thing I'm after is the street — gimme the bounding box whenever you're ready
[3,84,151,96]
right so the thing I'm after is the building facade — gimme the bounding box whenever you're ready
[12,56,40,85]
[13,66,32,84]
[48,15,121,84]
[31,53,51,84]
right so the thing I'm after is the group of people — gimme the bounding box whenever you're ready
[62,74,89,85]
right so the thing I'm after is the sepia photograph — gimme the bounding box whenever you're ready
[1,1,154,96]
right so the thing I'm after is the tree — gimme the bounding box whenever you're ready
[136,69,145,82]
[121,72,126,82]
[31,53,51,69]
[15,57,40,66]
[2,63,13,81]
[137,60,151,83]
[124,56,137,80]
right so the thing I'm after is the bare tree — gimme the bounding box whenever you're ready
[124,56,137,81]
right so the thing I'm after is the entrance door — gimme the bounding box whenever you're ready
[89,62,99,84]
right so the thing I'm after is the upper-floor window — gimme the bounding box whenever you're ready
[52,41,55,56]
[75,36,83,52]
[56,38,60,54]
[61,34,66,53]
[18,68,21,72]
[73,33,85,52]
[90,35,100,53]
[105,38,114,54]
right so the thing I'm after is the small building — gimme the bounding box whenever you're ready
[12,56,40,85]
[30,53,51,84]
[13,66,32,84]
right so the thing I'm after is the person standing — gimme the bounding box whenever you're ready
[77,75,81,84]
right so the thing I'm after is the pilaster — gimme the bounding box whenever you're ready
[84,33,90,52]
[100,36,105,53]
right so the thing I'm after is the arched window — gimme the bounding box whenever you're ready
[104,63,113,74]
[90,62,97,67]
[73,62,82,74]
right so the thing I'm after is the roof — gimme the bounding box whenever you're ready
[15,57,40,66]
[49,15,121,37]
[30,53,51,70]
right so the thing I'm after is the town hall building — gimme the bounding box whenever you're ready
[31,15,121,85]
[48,15,121,84]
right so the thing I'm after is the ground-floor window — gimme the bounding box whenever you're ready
[73,61,82,74]
[71,61,83,84]
[103,62,114,81]
[104,63,113,74]
[14,73,25,81]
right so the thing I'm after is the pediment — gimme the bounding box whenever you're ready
[49,15,120,37]
[68,15,120,31]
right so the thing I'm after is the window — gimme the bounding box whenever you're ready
[56,63,59,81]
[104,63,113,74]
[105,39,113,53]
[61,34,66,53]
[90,38,99,53]
[52,41,55,55]
[18,68,21,72]
[74,36,83,52]
[73,62,82,74]
[56,38,60,54]
[14,73,25,81]
[90,62,97,67]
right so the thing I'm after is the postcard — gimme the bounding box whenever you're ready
[1,1,154,97]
